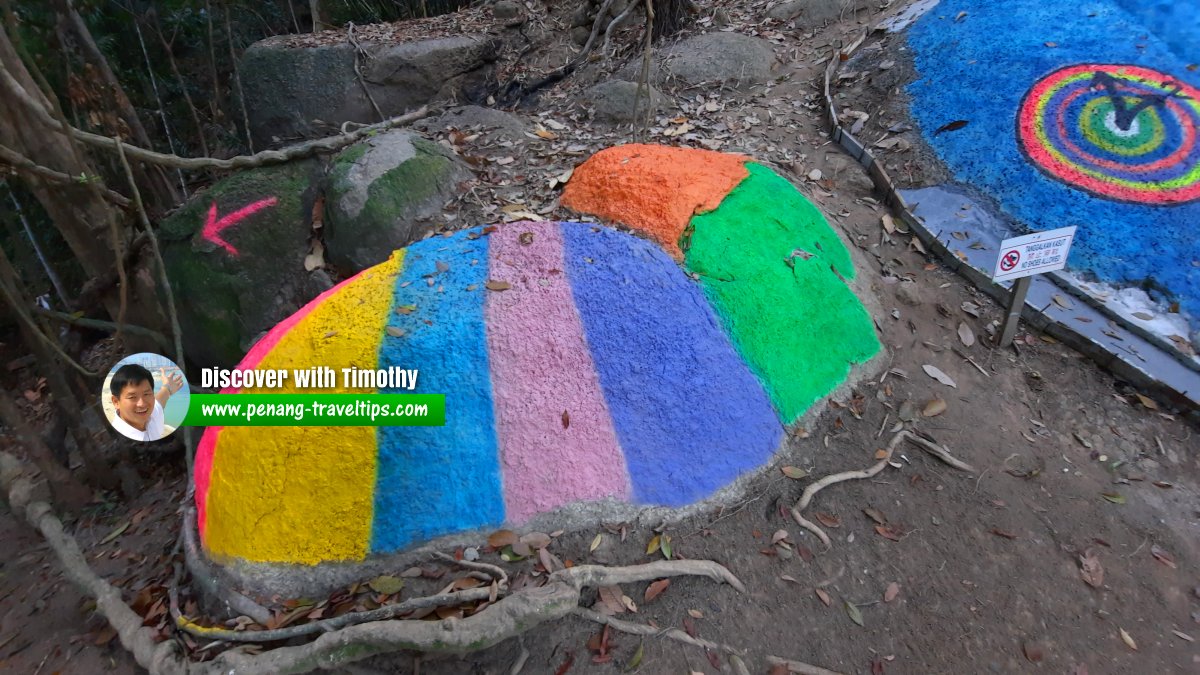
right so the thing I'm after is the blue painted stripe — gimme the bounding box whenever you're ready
[370,230,505,553]
[561,223,784,507]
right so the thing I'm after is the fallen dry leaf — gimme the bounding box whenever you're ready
[488,529,518,548]
[1079,549,1104,588]
[884,582,900,603]
[644,579,670,603]
[922,397,948,417]
[958,322,975,347]
[1151,544,1177,569]
[781,466,808,480]
[485,280,512,291]
[1023,641,1045,663]
[815,512,841,528]
[1119,627,1138,651]
[922,364,958,388]
[815,588,832,606]
[864,508,887,525]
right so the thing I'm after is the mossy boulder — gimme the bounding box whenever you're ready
[161,161,330,369]
[324,130,472,272]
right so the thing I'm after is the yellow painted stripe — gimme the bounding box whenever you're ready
[204,251,404,565]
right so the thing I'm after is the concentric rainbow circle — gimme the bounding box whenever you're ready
[1017,64,1200,205]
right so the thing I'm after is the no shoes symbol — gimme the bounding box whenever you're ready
[1000,250,1021,272]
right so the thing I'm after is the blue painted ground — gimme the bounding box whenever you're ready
[906,0,1200,319]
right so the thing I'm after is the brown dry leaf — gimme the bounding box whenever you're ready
[589,533,603,553]
[884,582,900,603]
[1151,544,1177,569]
[644,579,670,603]
[385,326,405,338]
[991,528,1018,540]
[520,531,551,549]
[485,280,512,291]
[781,465,808,479]
[687,608,704,619]
[934,119,969,135]
[815,512,841,528]
[488,529,518,548]
[1079,549,1104,588]
[815,588,832,607]
[864,507,887,525]
[538,547,556,573]
[561,410,570,429]
[1023,641,1045,663]
[875,525,902,542]
[597,585,625,615]
[922,397,948,417]
[1135,393,1158,410]
[1119,627,1137,651]
[772,529,789,544]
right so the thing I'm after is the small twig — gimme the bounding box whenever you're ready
[348,23,385,122]
[907,432,977,473]
[632,0,655,140]
[225,2,254,153]
[1127,538,1147,559]
[0,58,431,171]
[175,584,498,643]
[766,655,846,675]
[0,143,131,207]
[33,305,169,349]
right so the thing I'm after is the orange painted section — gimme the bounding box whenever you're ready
[561,144,749,257]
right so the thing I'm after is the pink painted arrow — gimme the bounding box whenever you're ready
[202,197,279,256]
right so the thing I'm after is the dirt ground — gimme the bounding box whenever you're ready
[2,1,1199,674]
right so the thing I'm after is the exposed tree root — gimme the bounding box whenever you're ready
[791,430,973,548]
[0,59,431,171]
[766,655,846,675]
[0,450,747,674]
[180,508,272,625]
[573,607,747,655]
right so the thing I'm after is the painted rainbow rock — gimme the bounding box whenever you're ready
[196,144,881,569]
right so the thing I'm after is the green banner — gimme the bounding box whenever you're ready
[181,394,445,427]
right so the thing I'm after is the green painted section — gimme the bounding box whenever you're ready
[685,162,880,422]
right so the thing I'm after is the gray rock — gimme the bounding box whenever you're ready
[584,80,665,122]
[324,130,472,272]
[569,5,592,27]
[767,0,870,24]
[415,105,527,141]
[895,281,923,306]
[492,0,522,20]
[160,161,327,368]
[656,32,777,89]
[240,35,498,147]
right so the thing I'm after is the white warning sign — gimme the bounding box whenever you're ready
[992,226,1076,283]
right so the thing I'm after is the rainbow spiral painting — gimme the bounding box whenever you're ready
[1018,64,1200,205]
[195,145,880,567]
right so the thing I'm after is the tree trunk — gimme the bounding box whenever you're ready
[0,392,91,512]
[652,0,693,40]
[310,0,332,31]
[0,244,119,492]
[50,0,179,213]
[0,26,166,348]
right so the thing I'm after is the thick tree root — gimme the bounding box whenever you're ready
[0,450,747,674]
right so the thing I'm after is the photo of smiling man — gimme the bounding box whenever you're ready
[102,353,190,442]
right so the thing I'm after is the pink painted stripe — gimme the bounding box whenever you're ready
[194,262,389,538]
[485,221,631,522]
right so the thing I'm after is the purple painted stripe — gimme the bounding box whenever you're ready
[485,221,631,522]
